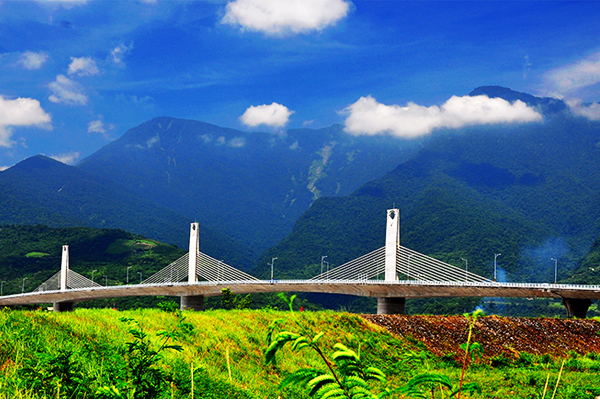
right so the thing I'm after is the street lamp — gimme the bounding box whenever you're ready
[270,257,278,282]
[91,269,97,283]
[551,258,557,284]
[494,253,501,282]
[22,277,28,293]
[103,275,108,287]
[127,266,132,284]
[138,271,143,284]
[461,258,468,282]
[1,281,5,296]
[321,255,327,277]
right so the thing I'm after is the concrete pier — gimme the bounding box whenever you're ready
[180,295,205,311]
[53,301,74,312]
[562,298,592,318]
[377,297,406,314]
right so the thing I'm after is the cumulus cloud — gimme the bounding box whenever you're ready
[110,43,133,65]
[222,0,351,35]
[342,95,543,138]
[0,95,52,147]
[48,74,88,105]
[68,56,99,76]
[18,51,48,70]
[50,151,80,165]
[544,52,600,96]
[240,102,294,127]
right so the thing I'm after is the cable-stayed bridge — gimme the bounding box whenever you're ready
[1,210,600,317]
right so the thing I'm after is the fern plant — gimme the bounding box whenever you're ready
[96,317,183,399]
[397,373,482,399]
[265,293,387,399]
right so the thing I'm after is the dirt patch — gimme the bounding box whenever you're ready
[363,315,600,360]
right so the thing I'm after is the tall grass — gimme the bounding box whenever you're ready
[1,308,600,398]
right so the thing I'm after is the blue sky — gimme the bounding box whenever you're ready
[1,0,599,168]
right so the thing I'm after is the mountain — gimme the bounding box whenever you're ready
[77,118,424,252]
[0,156,254,269]
[253,88,600,290]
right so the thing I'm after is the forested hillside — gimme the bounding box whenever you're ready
[0,156,254,269]
[0,225,184,306]
[77,118,423,252]
[252,88,600,314]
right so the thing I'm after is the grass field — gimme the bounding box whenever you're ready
[1,308,600,398]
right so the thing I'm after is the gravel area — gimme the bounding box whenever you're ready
[362,314,600,359]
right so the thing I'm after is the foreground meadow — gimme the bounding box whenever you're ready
[0,308,599,398]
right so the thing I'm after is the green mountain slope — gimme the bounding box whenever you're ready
[254,88,600,289]
[0,224,184,298]
[78,118,423,252]
[0,156,254,269]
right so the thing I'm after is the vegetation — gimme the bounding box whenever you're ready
[1,308,600,398]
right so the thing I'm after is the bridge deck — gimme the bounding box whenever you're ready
[2,280,600,306]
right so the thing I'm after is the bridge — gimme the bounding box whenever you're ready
[1,209,599,317]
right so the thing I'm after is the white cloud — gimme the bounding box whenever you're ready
[222,0,351,35]
[342,95,543,138]
[48,74,88,105]
[567,100,600,121]
[0,165,11,171]
[228,137,246,148]
[18,51,48,70]
[240,102,294,127]
[110,43,133,65]
[0,95,52,147]
[544,52,600,96]
[87,119,105,134]
[68,56,99,76]
[50,151,80,165]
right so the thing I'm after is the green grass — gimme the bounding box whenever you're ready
[1,309,600,398]
[24,252,49,258]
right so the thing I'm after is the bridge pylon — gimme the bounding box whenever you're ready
[55,245,74,312]
[181,222,204,311]
[379,208,405,314]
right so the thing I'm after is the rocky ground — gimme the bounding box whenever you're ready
[363,315,600,360]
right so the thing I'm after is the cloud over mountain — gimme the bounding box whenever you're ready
[240,102,294,127]
[342,95,543,138]
[544,52,600,97]
[0,96,52,147]
[222,0,351,35]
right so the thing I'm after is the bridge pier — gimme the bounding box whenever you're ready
[562,298,592,318]
[377,297,406,315]
[180,295,204,311]
[53,301,74,312]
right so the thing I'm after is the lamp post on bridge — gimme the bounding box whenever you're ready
[321,255,327,278]
[91,270,97,284]
[461,258,468,282]
[103,275,108,287]
[138,271,143,284]
[494,253,501,282]
[22,277,27,293]
[127,266,132,284]
[551,258,558,284]
[270,257,278,282]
